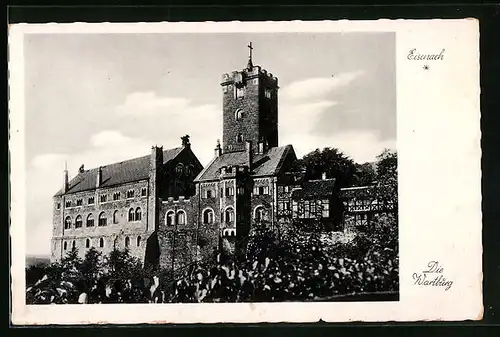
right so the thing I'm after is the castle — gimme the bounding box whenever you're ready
[51,45,383,270]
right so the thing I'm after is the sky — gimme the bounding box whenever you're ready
[23,32,396,256]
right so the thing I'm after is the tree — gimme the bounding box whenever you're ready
[374,149,398,215]
[353,162,377,186]
[299,147,357,187]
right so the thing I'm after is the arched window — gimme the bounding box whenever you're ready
[125,236,130,248]
[86,214,94,227]
[128,208,135,222]
[86,238,90,248]
[64,216,72,229]
[113,210,119,224]
[75,215,83,228]
[98,212,107,226]
[135,207,142,221]
[166,211,175,226]
[254,206,266,222]
[203,208,214,224]
[236,133,243,143]
[176,210,186,225]
[225,207,234,223]
[137,236,141,247]
[72,240,76,249]
[99,237,104,248]
[175,163,184,175]
[235,108,243,121]
[63,241,67,250]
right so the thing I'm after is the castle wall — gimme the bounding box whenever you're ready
[51,179,153,263]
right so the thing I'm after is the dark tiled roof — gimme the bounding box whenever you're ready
[195,145,295,182]
[54,147,184,196]
[339,186,376,199]
[291,178,337,199]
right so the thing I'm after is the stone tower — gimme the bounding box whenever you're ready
[220,42,279,155]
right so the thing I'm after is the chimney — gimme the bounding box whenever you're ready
[78,164,85,174]
[258,141,264,154]
[214,139,222,157]
[322,172,327,180]
[181,135,191,148]
[245,140,253,169]
[151,145,164,169]
[63,164,69,193]
[96,166,102,187]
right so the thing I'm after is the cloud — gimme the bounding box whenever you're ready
[280,70,364,101]
[115,91,221,165]
[26,130,155,256]
[117,91,190,115]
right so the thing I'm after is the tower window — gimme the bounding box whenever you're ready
[63,242,67,250]
[56,202,61,210]
[225,207,235,223]
[125,236,130,248]
[141,187,147,196]
[235,86,245,98]
[265,88,272,99]
[235,109,243,121]
[86,238,91,248]
[223,85,228,93]
[99,238,104,248]
[176,210,187,225]
[137,236,142,247]
[237,133,243,143]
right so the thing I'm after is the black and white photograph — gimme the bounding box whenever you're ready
[9,20,481,324]
[23,31,398,304]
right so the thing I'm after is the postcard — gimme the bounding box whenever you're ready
[9,19,481,324]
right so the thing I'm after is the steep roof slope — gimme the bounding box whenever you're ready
[54,147,184,196]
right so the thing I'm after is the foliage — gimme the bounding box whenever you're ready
[297,147,357,187]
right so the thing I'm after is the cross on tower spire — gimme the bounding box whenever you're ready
[247,42,254,69]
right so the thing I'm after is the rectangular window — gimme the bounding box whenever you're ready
[220,187,224,197]
[126,190,135,198]
[253,187,259,195]
[322,200,330,218]
[113,192,120,201]
[56,202,61,210]
[141,187,147,196]
[236,87,245,98]
[100,194,107,203]
[284,186,290,193]
[76,199,83,206]
[88,196,95,205]
[225,187,234,196]
[65,200,71,208]
[263,186,270,195]
[223,85,228,93]
[206,189,213,198]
